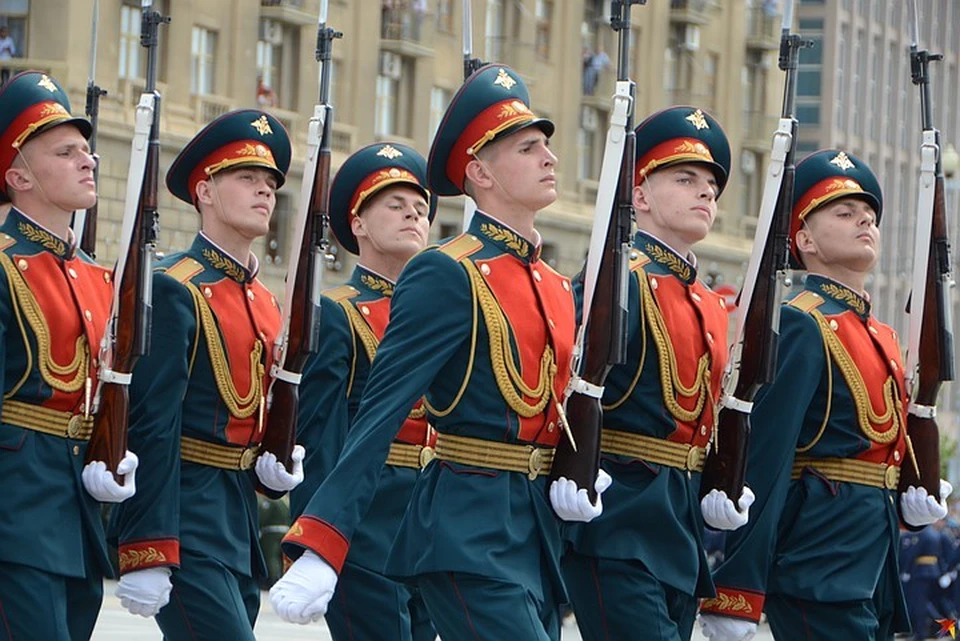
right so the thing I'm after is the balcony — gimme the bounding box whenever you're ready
[741,111,780,150]
[746,7,780,50]
[670,0,713,25]
[380,5,433,55]
[191,93,236,124]
[0,57,68,89]
[259,0,316,27]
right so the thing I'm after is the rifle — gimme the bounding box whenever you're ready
[85,0,167,479]
[547,0,644,502]
[262,0,341,472]
[460,0,483,231]
[900,0,953,498]
[699,0,809,503]
[72,0,107,259]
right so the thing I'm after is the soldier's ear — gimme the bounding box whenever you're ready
[794,223,818,257]
[632,182,650,213]
[195,179,215,208]
[4,167,32,194]
[351,213,367,239]
[464,157,492,192]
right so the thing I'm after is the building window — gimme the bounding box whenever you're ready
[119,3,143,80]
[578,105,605,181]
[485,0,504,62]
[796,18,822,136]
[375,74,398,137]
[265,193,291,266]
[0,0,28,66]
[256,19,299,110]
[535,0,552,60]
[851,29,865,135]
[739,150,761,218]
[886,43,897,145]
[429,86,451,145]
[705,52,719,111]
[436,0,454,33]
[835,26,848,129]
[191,26,217,95]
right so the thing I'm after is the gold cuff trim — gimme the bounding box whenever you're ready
[600,428,706,472]
[385,442,435,470]
[180,435,260,470]
[792,456,899,490]
[1,399,93,440]
[434,433,554,480]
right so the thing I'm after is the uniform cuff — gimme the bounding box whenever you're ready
[281,515,349,573]
[118,538,180,574]
[700,586,765,623]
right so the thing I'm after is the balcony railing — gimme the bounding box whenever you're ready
[0,57,68,88]
[741,111,780,147]
[669,0,712,25]
[746,7,779,49]
[260,0,302,7]
[191,93,235,124]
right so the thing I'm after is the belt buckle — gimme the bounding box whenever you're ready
[239,447,259,471]
[419,445,436,469]
[66,414,85,439]
[884,464,899,490]
[528,447,546,481]
[686,445,702,472]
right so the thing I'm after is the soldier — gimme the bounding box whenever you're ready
[0,71,137,640]
[700,150,953,641]
[110,109,305,640]
[289,141,438,641]
[270,63,610,641]
[561,106,752,641]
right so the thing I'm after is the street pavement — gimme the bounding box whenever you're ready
[92,580,778,640]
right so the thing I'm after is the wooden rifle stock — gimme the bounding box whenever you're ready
[901,173,952,497]
[550,134,634,503]
[85,4,165,480]
[260,146,330,468]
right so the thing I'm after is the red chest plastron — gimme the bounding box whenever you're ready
[828,312,907,465]
[202,277,280,445]
[646,272,728,447]
[475,253,575,445]
[13,251,111,411]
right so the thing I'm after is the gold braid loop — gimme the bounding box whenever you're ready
[603,269,648,410]
[186,283,263,419]
[639,270,710,423]
[458,260,555,417]
[0,252,87,393]
[810,309,901,444]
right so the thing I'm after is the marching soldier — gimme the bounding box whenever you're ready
[0,71,137,640]
[561,106,751,641]
[110,109,305,640]
[700,150,952,641]
[289,141,438,641]
[271,64,610,641]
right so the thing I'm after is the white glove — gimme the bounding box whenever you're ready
[256,445,306,492]
[939,573,954,590]
[701,487,756,531]
[116,567,173,617]
[82,450,138,503]
[901,480,953,528]
[700,613,757,641]
[549,469,612,523]
[269,550,338,624]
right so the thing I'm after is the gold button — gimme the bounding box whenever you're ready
[204,287,213,299]
[271,297,277,307]
[706,332,714,344]
[240,447,259,470]
[829,320,839,331]
[562,280,570,292]
[68,268,78,279]
[66,415,84,439]
[84,309,93,322]
[72,445,80,456]
[719,298,726,309]
[548,319,555,329]
[691,292,701,303]
[890,360,898,371]
[533,270,542,282]
[700,425,707,436]
[419,446,436,469]
[894,450,901,461]
[650,278,658,290]
[547,422,555,433]
[103,272,111,284]
[480,263,491,275]
[17,259,27,271]
[247,289,255,301]
[869,326,878,335]
[630,251,639,260]
[361,306,370,316]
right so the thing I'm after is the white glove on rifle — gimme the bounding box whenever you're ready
[82,450,138,503]
[550,469,612,523]
[901,480,952,528]
[701,487,756,531]
[700,614,757,641]
[256,445,306,492]
[116,567,173,617]
[270,550,338,624]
